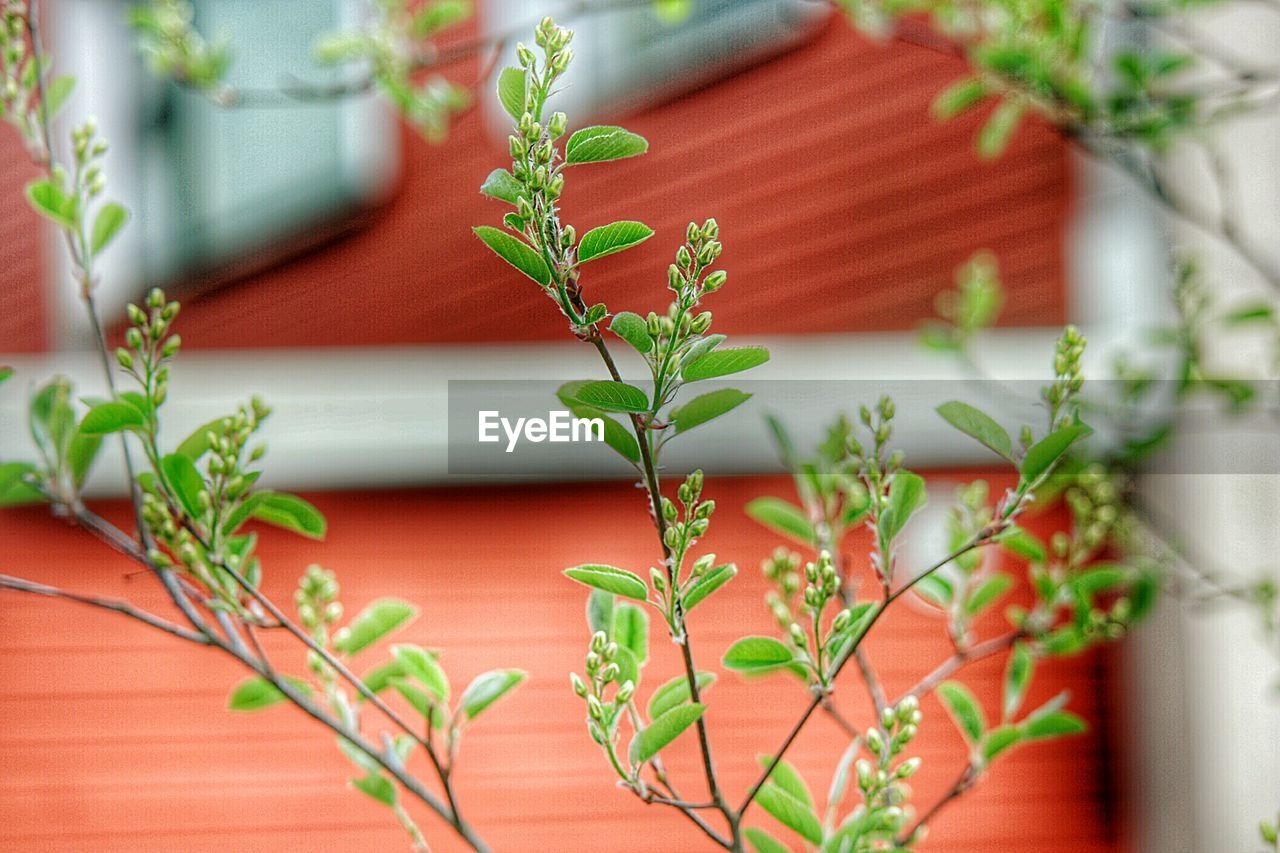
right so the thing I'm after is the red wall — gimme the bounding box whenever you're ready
[0,475,1116,852]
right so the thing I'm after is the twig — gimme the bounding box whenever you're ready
[0,573,208,643]
[899,762,977,844]
[897,630,1025,704]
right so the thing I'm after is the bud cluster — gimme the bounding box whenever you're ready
[296,565,342,674]
[1043,324,1085,430]
[128,0,232,95]
[570,630,634,776]
[763,547,802,628]
[0,2,41,154]
[848,695,923,845]
[656,469,717,602]
[117,288,181,414]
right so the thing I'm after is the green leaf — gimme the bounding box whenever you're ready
[673,389,752,434]
[654,0,693,23]
[565,125,649,165]
[90,202,128,255]
[682,346,770,381]
[1021,424,1091,486]
[25,179,74,230]
[586,588,615,634]
[614,603,649,665]
[557,384,641,464]
[722,636,795,674]
[334,598,419,656]
[982,724,1022,762]
[473,226,551,286]
[161,453,206,520]
[249,491,327,539]
[577,221,654,263]
[933,77,988,119]
[458,669,525,721]
[175,417,229,461]
[914,573,953,608]
[391,644,450,702]
[45,75,75,116]
[647,672,716,720]
[998,526,1047,563]
[390,678,445,724]
[1003,642,1034,720]
[745,497,816,546]
[360,660,405,695]
[563,564,649,600]
[1024,709,1087,739]
[757,756,812,809]
[938,680,986,742]
[977,98,1024,159]
[496,66,526,120]
[1222,302,1275,326]
[936,401,1014,461]
[0,366,11,384]
[966,573,1013,616]
[755,783,823,845]
[682,562,737,611]
[411,0,468,36]
[352,774,397,806]
[228,675,311,711]
[608,311,653,354]
[1074,565,1128,596]
[67,428,103,489]
[628,702,705,767]
[0,462,42,506]
[744,827,791,853]
[879,470,927,543]
[565,380,649,414]
[479,168,523,204]
[79,401,146,435]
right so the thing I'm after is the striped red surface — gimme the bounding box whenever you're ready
[0,474,1117,851]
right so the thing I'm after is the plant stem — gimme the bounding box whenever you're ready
[0,573,208,643]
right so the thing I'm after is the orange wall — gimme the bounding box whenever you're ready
[0,475,1116,852]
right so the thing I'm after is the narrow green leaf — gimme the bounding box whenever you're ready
[0,462,42,506]
[608,311,653,354]
[1003,642,1034,720]
[982,724,1022,761]
[1222,302,1275,326]
[577,220,654,263]
[1074,565,1129,596]
[745,497,816,546]
[228,675,311,711]
[565,125,648,165]
[938,680,986,742]
[496,67,526,120]
[175,417,229,461]
[977,99,1024,159]
[966,573,1013,616]
[391,643,450,702]
[79,401,145,435]
[557,383,641,463]
[646,672,716,720]
[334,598,419,656]
[565,380,649,414]
[473,225,551,285]
[361,660,405,695]
[998,526,1047,563]
[613,603,649,665]
[586,588,615,634]
[390,678,445,725]
[682,562,736,611]
[936,401,1014,461]
[90,202,128,255]
[1024,710,1088,739]
[879,470,927,543]
[744,827,791,853]
[458,669,526,721]
[249,491,326,539]
[25,179,74,229]
[161,453,206,520]
[914,574,953,608]
[67,428,103,489]
[757,755,813,809]
[479,168,523,204]
[755,783,823,845]
[722,636,794,674]
[1021,424,1091,486]
[673,389,752,434]
[563,564,648,600]
[682,346,770,381]
[933,77,988,119]
[45,75,75,116]
[352,774,397,806]
[628,702,705,767]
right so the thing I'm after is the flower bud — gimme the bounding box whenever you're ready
[547,111,567,138]
[690,311,712,334]
[115,348,133,369]
[703,270,727,292]
[516,44,534,67]
[570,672,589,697]
[789,622,807,648]
[676,246,692,269]
[896,757,921,778]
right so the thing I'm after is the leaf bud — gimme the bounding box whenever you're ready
[881,706,897,730]
[162,334,182,358]
[590,630,607,653]
[696,241,720,266]
[832,608,852,633]
[701,218,718,239]
[694,499,715,519]
[650,566,666,591]
[515,44,534,67]
[547,173,565,198]
[114,347,133,369]
[690,311,712,334]
[686,221,700,244]
[125,327,143,349]
[616,680,635,703]
[688,519,709,537]
[600,662,620,682]
[855,758,873,789]
[663,526,681,550]
[127,303,146,325]
[897,757,922,778]
[865,726,885,755]
[561,224,576,247]
[509,134,526,160]
[788,622,807,648]
[661,497,678,522]
[676,245,692,269]
[646,312,662,337]
[587,694,604,721]
[147,287,165,309]
[547,111,567,138]
[570,672,589,698]
[703,270,727,292]
[691,553,715,578]
[667,264,682,291]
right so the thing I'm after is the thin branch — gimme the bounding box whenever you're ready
[899,762,977,844]
[897,630,1025,704]
[0,573,209,643]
